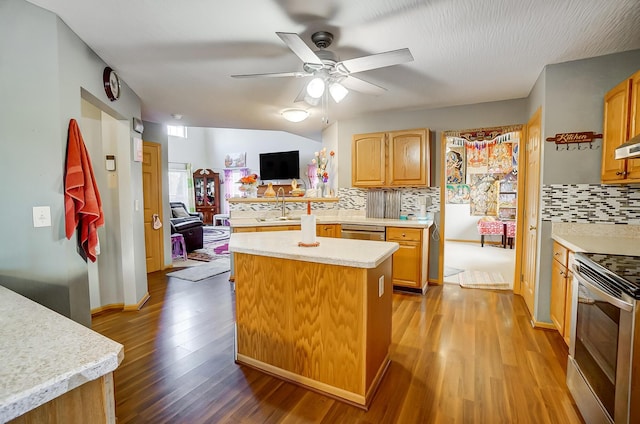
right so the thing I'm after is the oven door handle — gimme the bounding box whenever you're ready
[571,264,634,312]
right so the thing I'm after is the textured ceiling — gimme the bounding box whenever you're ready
[26,0,640,140]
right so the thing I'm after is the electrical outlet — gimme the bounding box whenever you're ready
[378,275,384,297]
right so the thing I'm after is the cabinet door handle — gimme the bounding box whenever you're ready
[402,233,406,237]
[616,171,628,176]
[529,225,537,230]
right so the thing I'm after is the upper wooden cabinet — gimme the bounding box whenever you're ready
[601,69,640,183]
[352,128,430,187]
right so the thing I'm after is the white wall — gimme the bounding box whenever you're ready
[444,204,480,241]
[168,127,322,211]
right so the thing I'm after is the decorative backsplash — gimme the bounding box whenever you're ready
[229,184,639,222]
[542,184,640,224]
[228,187,441,214]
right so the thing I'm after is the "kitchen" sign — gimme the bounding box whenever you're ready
[546,132,602,145]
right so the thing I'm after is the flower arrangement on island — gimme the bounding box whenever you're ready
[238,173,259,197]
[311,147,334,185]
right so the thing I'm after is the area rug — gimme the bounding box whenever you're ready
[188,226,230,262]
[458,270,511,290]
[167,258,231,281]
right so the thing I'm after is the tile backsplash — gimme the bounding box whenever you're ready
[228,187,441,215]
[229,184,639,223]
[542,184,640,224]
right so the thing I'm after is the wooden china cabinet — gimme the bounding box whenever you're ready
[193,168,220,225]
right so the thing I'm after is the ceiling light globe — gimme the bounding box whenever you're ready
[281,109,309,123]
[306,78,325,98]
[329,83,348,103]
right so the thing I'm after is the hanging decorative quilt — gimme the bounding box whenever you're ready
[487,141,512,174]
[446,147,465,184]
[468,174,499,216]
[446,184,470,204]
[466,141,488,174]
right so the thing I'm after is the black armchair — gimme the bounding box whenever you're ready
[169,202,204,252]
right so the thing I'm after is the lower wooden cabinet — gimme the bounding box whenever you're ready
[233,227,257,233]
[316,223,341,238]
[257,225,300,231]
[550,241,573,345]
[386,227,429,292]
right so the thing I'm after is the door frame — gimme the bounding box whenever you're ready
[438,126,525,288]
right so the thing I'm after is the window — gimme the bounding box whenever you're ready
[167,125,187,138]
[168,163,191,208]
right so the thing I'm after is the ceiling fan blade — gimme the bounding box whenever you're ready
[276,32,323,66]
[231,71,311,78]
[336,48,413,74]
[341,76,387,95]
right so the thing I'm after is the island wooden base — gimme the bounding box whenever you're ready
[234,253,393,409]
[9,374,116,423]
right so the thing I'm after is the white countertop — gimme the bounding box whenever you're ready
[230,214,433,229]
[229,231,399,268]
[0,286,124,423]
[551,223,640,255]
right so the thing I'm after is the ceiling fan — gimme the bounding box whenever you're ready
[231,31,414,105]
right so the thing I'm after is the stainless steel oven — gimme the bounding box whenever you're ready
[340,224,386,241]
[568,252,640,424]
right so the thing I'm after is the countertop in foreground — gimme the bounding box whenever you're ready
[0,286,124,423]
[551,223,640,256]
[229,231,399,268]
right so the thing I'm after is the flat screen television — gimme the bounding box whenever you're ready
[259,150,300,181]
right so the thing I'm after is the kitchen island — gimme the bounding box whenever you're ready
[0,286,123,423]
[229,231,398,409]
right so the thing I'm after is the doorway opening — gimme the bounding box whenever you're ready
[439,125,523,290]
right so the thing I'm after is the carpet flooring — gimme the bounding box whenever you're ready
[186,226,230,262]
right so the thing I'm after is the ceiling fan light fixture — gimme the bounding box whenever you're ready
[329,82,348,103]
[281,109,309,123]
[306,77,325,98]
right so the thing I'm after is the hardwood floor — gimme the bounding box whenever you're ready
[92,269,584,424]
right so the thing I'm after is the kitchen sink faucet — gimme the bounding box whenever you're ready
[276,187,286,218]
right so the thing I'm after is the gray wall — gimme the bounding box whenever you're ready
[531,49,640,323]
[543,51,640,184]
[0,0,144,326]
[334,99,529,280]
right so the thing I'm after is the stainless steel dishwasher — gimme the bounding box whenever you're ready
[340,224,386,241]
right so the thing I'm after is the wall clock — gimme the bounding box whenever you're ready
[103,67,120,101]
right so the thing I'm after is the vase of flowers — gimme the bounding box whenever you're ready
[238,173,259,198]
[311,147,334,197]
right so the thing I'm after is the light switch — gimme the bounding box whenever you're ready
[378,275,385,297]
[33,206,51,228]
[105,155,116,171]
